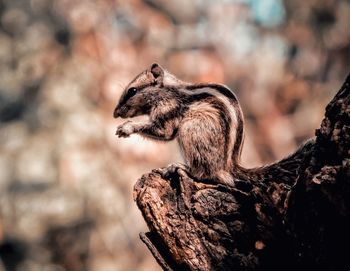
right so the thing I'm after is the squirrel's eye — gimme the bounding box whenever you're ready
[127,87,137,97]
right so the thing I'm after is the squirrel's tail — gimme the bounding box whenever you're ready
[234,138,316,184]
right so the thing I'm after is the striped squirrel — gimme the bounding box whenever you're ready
[113,63,314,186]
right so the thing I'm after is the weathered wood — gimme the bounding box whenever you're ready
[134,75,350,270]
[286,74,350,270]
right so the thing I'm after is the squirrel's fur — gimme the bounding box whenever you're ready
[114,63,314,186]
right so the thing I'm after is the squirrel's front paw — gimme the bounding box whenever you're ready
[116,121,134,137]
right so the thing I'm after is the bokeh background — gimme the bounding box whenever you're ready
[0,0,349,270]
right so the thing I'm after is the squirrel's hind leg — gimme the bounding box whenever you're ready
[152,163,189,179]
[213,170,235,187]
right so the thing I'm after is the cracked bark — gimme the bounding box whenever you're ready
[133,74,350,271]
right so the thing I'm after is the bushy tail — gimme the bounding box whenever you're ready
[234,138,316,184]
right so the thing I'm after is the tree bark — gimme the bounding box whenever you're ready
[133,75,350,271]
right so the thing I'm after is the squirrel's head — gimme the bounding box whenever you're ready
[114,63,185,118]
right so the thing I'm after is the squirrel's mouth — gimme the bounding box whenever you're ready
[114,106,141,119]
[113,107,121,118]
[114,106,131,118]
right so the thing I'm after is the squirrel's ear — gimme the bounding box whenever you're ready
[150,63,164,82]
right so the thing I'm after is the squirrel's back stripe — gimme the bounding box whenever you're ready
[181,84,245,167]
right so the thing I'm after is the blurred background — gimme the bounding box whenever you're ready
[0,0,349,270]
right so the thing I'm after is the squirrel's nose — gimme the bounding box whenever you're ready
[113,107,120,118]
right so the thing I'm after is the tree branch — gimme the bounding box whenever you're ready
[134,75,350,270]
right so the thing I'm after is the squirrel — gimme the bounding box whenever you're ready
[113,63,314,186]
